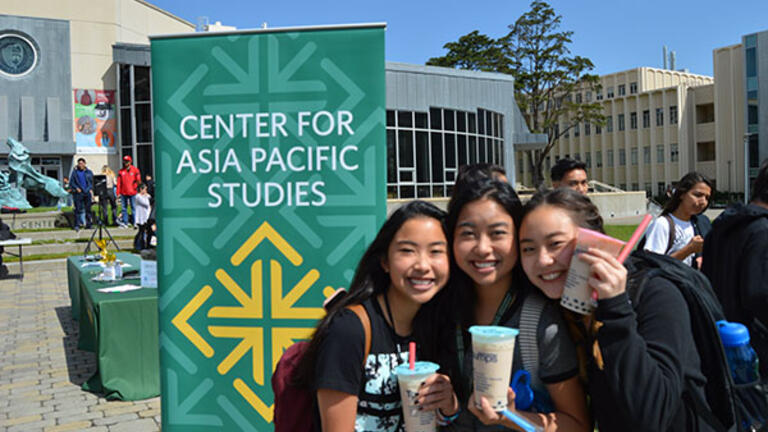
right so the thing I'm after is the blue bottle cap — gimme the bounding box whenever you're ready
[716,320,750,347]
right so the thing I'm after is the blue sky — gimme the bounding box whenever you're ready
[150,0,768,77]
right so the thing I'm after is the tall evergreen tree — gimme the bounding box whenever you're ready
[427,1,604,186]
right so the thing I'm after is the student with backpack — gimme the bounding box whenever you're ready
[643,172,712,268]
[517,188,716,431]
[703,160,768,379]
[444,176,590,431]
[287,200,458,431]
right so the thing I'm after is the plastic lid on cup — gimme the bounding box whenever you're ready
[716,320,750,347]
[469,325,519,343]
[394,361,439,377]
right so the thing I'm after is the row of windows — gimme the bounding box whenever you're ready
[747,36,758,132]
[576,81,639,103]
[744,35,757,137]
[386,108,505,199]
[526,144,679,174]
[561,106,678,139]
[387,108,504,138]
[118,64,154,177]
[597,81,639,100]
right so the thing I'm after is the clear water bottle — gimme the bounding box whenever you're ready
[717,320,760,384]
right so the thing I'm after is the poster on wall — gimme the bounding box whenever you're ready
[151,24,386,431]
[74,89,117,154]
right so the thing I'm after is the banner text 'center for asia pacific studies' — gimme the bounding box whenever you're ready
[151,24,386,431]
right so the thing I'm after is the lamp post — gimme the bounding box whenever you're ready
[744,133,754,203]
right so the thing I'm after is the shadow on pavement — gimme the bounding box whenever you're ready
[55,305,97,386]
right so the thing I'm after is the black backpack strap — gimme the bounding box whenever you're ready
[682,387,729,432]
[664,214,676,255]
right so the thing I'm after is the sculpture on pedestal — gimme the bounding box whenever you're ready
[0,137,69,209]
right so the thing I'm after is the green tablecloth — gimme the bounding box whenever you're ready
[66,253,160,401]
[66,256,100,319]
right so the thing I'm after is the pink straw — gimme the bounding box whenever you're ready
[409,342,416,370]
[617,214,654,264]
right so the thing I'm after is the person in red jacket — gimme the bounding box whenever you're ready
[117,155,141,228]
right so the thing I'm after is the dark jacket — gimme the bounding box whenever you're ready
[702,202,768,378]
[586,276,714,432]
[69,167,93,194]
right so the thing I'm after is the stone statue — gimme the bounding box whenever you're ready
[0,137,69,209]
[0,170,30,209]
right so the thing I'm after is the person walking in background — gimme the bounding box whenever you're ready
[551,158,589,195]
[133,184,152,250]
[144,174,155,206]
[58,177,72,211]
[702,160,768,378]
[69,158,93,232]
[117,155,141,228]
[100,165,118,226]
[643,172,712,268]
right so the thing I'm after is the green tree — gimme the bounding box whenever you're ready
[427,1,604,186]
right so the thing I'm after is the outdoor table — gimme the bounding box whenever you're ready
[66,253,159,400]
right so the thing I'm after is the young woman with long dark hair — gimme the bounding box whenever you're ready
[644,172,713,266]
[293,200,458,431]
[518,188,713,431]
[443,177,590,431]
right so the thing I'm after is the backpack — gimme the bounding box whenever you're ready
[636,214,675,254]
[517,291,553,413]
[637,214,710,269]
[272,304,372,432]
[625,250,768,432]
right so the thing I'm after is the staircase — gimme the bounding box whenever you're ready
[3,224,138,273]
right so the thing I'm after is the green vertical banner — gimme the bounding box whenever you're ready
[150,24,386,431]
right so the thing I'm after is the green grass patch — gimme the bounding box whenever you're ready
[23,206,72,213]
[31,236,135,245]
[15,227,72,233]
[4,251,83,262]
[5,247,141,263]
[604,224,639,242]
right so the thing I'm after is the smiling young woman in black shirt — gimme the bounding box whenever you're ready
[293,201,459,431]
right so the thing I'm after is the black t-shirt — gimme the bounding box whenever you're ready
[315,297,410,432]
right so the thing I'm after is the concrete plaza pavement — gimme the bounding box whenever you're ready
[0,260,161,432]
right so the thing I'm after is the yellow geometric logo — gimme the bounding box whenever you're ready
[172,221,334,423]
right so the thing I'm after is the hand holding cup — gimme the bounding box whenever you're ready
[578,247,627,301]
[415,373,458,415]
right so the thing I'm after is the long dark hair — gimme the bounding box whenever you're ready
[521,188,606,382]
[293,200,448,387]
[445,176,524,323]
[443,176,524,400]
[663,172,713,216]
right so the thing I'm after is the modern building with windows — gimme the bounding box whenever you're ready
[1,0,195,205]
[1,1,545,206]
[516,67,715,197]
[744,30,768,190]
[385,62,544,198]
[517,31,768,197]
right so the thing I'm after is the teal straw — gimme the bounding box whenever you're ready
[500,409,543,432]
